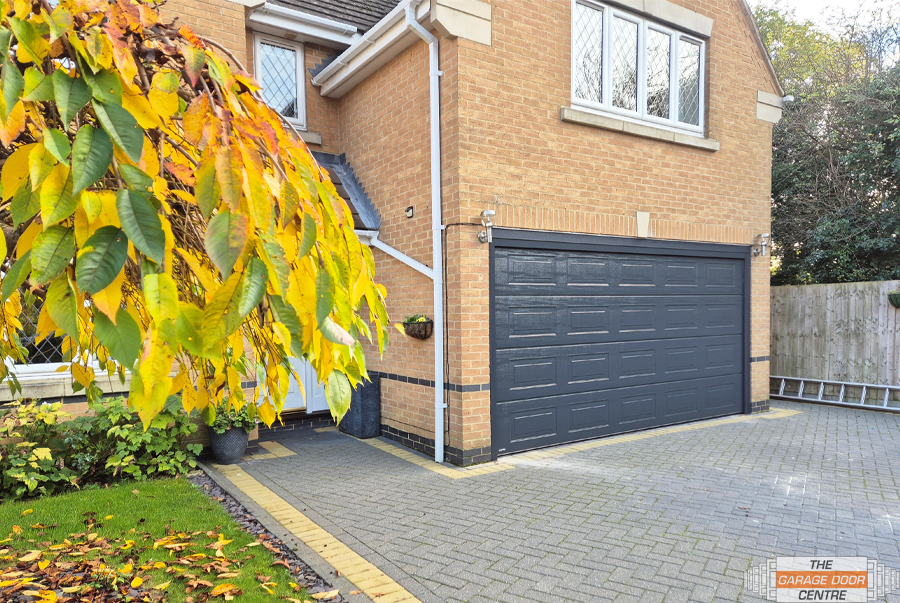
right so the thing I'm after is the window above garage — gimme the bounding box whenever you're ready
[571,0,706,135]
[254,34,307,130]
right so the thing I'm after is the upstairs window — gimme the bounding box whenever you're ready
[254,35,306,130]
[573,0,705,133]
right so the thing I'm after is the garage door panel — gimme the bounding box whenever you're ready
[494,335,741,402]
[494,295,742,348]
[493,374,744,455]
[494,250,743,296]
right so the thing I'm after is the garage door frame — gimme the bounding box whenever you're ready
[489,228,752,459]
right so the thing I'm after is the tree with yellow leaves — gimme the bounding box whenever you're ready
[0,0,389,426]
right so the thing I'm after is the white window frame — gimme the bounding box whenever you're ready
[571,0,706,136]
[254,34,307,130]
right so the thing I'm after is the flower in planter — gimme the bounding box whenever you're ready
[403,314,430,323]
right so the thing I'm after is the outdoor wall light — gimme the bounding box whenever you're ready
[405,206,414,218]
[478,210,496,243]
[752,233,770,257]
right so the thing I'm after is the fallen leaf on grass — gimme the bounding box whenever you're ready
[21,510,33,516]
[211,583,238,596]
[311,590,340,600]
[19,551,42,562]
[153,580,172,591]
[12,526,23,535]
[131,576,144,588]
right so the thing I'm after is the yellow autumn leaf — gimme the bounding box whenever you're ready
[122,91,162,129]
[148,71,180,119]
[131,576,143,588]
[1,143,36,201]
[310,590,340,600]
[152,580,171,591]
[153,562,165,569]
[18,551,41,562]
[32,448,52,461]
[104,515,113,520]
[211,583,238,596]
[92,270,125,323]
[21,509,33,516]
[17,220,42,258]
[37,560,50,570]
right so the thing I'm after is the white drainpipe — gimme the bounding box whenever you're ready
[405,1,445,463]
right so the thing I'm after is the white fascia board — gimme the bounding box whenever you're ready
[247,3,359,49]
[313,0,431,98]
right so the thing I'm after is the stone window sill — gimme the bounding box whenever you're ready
[0,369,131,402]
[560,106,720,152]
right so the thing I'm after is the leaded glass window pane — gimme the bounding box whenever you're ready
[611,16,638,111]
[574,2,603,104]
[19,291,64,364]
[678,40,701,126]
[260,42,298,119]
[646,29,670,118]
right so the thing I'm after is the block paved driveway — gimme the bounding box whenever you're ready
[238,402,900,603]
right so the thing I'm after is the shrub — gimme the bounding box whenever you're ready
[0,400,78,500]
[209,402,258,435]
[0,396,203,502]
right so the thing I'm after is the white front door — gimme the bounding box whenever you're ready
[280,358,329,414]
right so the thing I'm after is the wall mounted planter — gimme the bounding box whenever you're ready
[403,319,434,340]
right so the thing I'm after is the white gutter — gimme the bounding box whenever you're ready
[405,1,446,464]
[311,0,430,97]
[247,3,360,48]
[355,231,435,280]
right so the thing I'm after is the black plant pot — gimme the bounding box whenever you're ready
[889,292,900,309]
[208,426,250,465]
[403,319,434,340]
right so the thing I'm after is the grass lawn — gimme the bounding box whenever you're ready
[0,477,313,601]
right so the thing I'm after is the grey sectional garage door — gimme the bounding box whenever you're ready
[491,233,749,456]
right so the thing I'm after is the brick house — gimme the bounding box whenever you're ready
[161,0,781,464]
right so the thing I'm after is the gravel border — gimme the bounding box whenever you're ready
[188,471,348,602]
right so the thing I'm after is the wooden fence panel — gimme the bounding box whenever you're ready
[771,280,900,385]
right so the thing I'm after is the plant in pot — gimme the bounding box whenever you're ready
[402,314,434,340]
[207,402,259,465]
[888,291,900,309]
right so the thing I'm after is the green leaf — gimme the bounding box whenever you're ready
[29,144,56,192]
[238,258,268,316]
[42,129,71,166]
[116,189,165,264]
[31,225,76,284]
[94,307,140,369]
[326,372,352,424]
[10,178,38,226]
[46,275,78,340]
[71,125,112,194]
[119,164,153,194]
[200,271,243,351]
[142,272,180,323]
[269,294,304,359]
[1,250,31,302]
[316,269,334,326]
[321,316,356,347]
[1,58,23,122]
[52,69,91,128]
[205,209,248,277]
[40,164,77,225]
[0,28,11,56]
[175,303,205,357]
[44,6,72,43]
[200,402,216,426]
[260,234,289,295]
[82,67,122,104]
[75,226,128,294]
[8,17,48,64]
[298,212,317,259]
[22,67,53,102]
[194,159,219,219]
[92,100,143,163]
